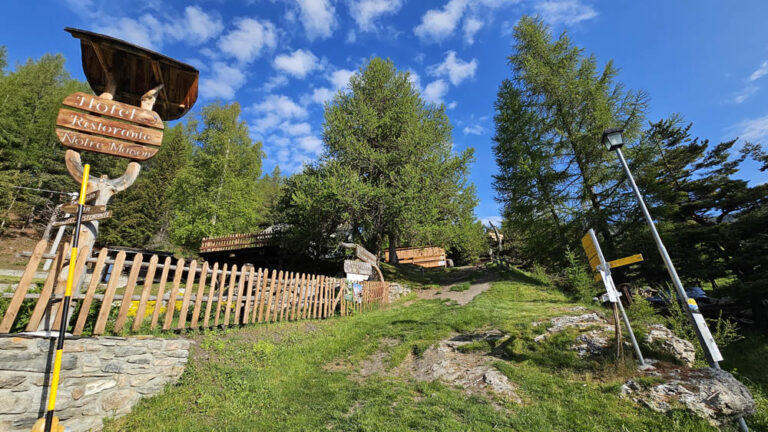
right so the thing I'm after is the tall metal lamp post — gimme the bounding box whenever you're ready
[603,128,749,432]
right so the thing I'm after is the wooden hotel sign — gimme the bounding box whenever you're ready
[56,92,164,161]
[53,210,112,227]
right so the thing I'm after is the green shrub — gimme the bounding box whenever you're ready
[562,248,596,301]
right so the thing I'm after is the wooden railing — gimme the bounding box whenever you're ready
[199,232,277,253]
[0,240,390,335]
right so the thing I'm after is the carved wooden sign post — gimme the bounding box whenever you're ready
[40,28,199,432]
[56,92,164,160]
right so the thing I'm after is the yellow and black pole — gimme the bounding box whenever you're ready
[39,164,90,432]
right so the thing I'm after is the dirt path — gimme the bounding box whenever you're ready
[415,268,499,305]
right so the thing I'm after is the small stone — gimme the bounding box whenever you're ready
[165,349,189,358]
[103,361,125,373]
[85,379,117,396]
[126,354,153,364]
[0,374,26,389]
[114,346,147,357]
[0,337,31,350]
[71,387,84,400]
[102,389,138,412]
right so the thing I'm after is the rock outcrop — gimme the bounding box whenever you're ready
[621,367,755,427]
[643,324,696,366]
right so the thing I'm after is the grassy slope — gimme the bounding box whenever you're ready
[106,266,733,431]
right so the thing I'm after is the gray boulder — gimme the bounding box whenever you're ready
[644,324,696,366]
[621,367,755,427]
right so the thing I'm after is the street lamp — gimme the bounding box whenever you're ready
[601,127,625,151]
[604,127,723,362]
[605,129,749,431]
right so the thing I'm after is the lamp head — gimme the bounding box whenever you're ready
[602,127,625,151]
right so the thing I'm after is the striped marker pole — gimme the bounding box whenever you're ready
[43,164,90,432]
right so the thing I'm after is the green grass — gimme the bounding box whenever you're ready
[449,282,471,292]
[101,264,734,432]
[379,262,483,290]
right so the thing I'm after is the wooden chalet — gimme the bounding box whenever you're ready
[384,246,447,268]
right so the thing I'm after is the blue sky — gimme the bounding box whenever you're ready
[2,0,767,226]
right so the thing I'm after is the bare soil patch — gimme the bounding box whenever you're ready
[415,270,500,305]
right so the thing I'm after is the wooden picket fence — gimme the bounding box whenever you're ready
[0,239,390,336]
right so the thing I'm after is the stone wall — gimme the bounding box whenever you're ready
[0,335,191,431]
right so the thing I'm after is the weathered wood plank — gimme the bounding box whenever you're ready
[190,261,209,329]
[162,258,185,330]
[177,259,197,329]
[214,264,228,326]
[74,248,108,335]
[271,271,284,322]
[56,129,158,161]
[93,251,126,335]
[233,265,247,325]
[223,264,237,327]
[150,256,172,330]
[0,239,47,333]
[203,262,219,328]
[264,270,278,323]
[61,92,164,129]
[280,272,292,321]
[256,269,270,323]
[289,273,300,320]
[113,252,143,333]
[243,266,255,324]
[57,108,163,146]
[132,254,158,331]
[26,243,69,332]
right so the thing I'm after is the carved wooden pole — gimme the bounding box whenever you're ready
[43,84,161,331]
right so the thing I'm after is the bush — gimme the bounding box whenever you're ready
[660,286,743,364]
[562,249,596,301]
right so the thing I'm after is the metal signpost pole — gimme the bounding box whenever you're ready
[587,229,645,365]
[43,165,90,432]
[613,145,749,432]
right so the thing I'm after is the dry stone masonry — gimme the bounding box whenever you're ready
[0,335,191,431]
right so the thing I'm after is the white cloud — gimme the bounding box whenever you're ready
[92,6,223,50]
[263,75,289,92]
[447,101,457,109]
[253,113,282,134]
[349,0,403,32]
[346,29,357,43]
[297,135,324,154]
[749,60,768,82]
[423,79,448,104]
[407,69,422,93]
[429,51,477,86]
[253,94,308,119]
[182,6,224,44]
[463,124,484,135]
[218,18,277,63]
[295,0,337,40]
[280,121,312,136]
[731,113,768,143]
[274,49,321,78]
[463,17,483,44]
[311,87,336,105]
[96,16,158,49]
[329,68,357,90]
[414,0,468,42]
[199,62,246,100]
[534,0,598,26]
[732,85,758,104]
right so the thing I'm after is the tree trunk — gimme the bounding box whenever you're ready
[388,233,399,264]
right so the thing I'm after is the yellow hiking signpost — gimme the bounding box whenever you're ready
[580,229,645,365]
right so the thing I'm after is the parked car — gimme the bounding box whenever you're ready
[646,287,710,306]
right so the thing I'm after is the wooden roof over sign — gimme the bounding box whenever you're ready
[65,27,199,121]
